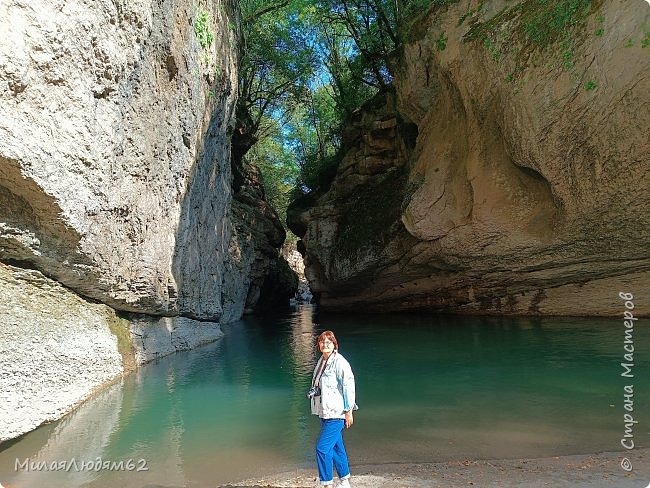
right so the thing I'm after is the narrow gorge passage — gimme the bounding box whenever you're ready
[1,0,649,486]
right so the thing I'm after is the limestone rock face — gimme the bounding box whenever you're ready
[231,157,298,312]
[0,262,125,442]
[283,241,313,304]
[289,0,650,315]
[0,0,240,319]
[129,316,224,365]
[0,0,291,442]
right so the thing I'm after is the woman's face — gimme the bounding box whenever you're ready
[319,337,335,355]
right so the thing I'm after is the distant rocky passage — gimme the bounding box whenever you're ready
[0,0,293,442]
[283,241,313,304]
[231,158,299,312]
[289,0,650,315]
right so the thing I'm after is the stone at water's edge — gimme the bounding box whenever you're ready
[0,259,225,442]
[0,0,288,441]
[289,0,650,315]
[128,315,225,365]
[0,262,124,442]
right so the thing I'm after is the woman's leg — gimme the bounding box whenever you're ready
[332,428,350,480]
[315,418,345,485]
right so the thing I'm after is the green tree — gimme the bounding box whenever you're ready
[312,0,436,89]
[245,116,300,225]
[284,84,342,192]
[235,0,436,222]
[236,0,316,150]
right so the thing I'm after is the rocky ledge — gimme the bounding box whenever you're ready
[289,0,650,316]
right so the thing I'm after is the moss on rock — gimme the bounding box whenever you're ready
[108,314,136,373]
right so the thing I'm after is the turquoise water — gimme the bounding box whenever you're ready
[1,305,649,487]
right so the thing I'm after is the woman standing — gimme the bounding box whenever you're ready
[309,330,358,488]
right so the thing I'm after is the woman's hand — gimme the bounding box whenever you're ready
[344,410,354,429]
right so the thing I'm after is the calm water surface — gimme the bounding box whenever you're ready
[1,305,648,487]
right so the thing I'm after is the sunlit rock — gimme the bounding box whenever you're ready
[289,0,650,315]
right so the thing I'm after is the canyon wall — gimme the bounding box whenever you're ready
[289,0,650,316]
[0,0,292,441]
[0,0,240,318]
[0,262,128,440]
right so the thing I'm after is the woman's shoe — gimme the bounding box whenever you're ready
[337,478,351,488]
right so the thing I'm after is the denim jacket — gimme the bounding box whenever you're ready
[310,351,358,419]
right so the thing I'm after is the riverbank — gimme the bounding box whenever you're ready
[224,449,650,487]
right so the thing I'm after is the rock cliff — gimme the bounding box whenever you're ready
[0,263,126,440]
[289,0,650,315]
[231,157,298,313]
[0,0,240,318]
[0,0,292,441]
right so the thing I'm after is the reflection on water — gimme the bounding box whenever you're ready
[290,305,318,376]
[1,305,648,487]
[9,379,124,488]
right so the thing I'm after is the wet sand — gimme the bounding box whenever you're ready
[222,448,650,487]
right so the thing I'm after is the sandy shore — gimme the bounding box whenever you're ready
[221,449,650,488]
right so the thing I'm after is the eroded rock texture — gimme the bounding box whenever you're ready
[289,0,650,315]
[232,159,298,312]
[0,0,242,318]
[0,0,292,441]
[0,262,125,442]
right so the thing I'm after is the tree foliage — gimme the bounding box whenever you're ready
[246,117,299,224]
[237,0,316,142]
[237,0,435,231]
